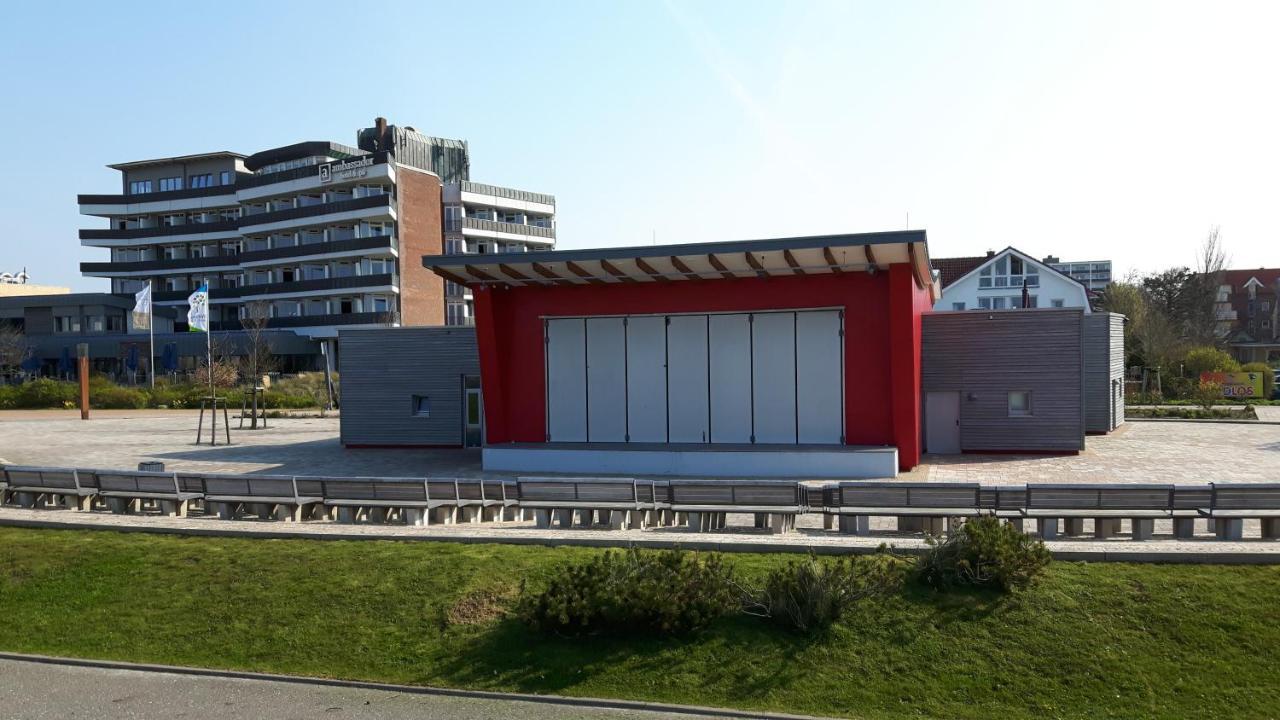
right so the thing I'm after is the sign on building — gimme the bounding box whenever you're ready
[1200,371,1265,398]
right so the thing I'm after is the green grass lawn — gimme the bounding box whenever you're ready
[0,527,1277,719]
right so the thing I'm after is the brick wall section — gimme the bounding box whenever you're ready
[396,166,445,326]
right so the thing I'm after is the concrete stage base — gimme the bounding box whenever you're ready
[482,442,899,479]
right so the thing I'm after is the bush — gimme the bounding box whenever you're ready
[1193,380,1223,411]
[1241,362,1276,399]
[1183,346,1241,377]
[9,378,78,409]
[90,384,149,409]
[916,516,1050,592]
[1162,376,1194,401]
[516,548,737,637]
[741,552,905,633]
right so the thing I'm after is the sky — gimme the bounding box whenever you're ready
[0,0,1276,291]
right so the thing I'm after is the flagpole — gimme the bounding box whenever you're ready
[148,279,155,389]
[206,277,213,401]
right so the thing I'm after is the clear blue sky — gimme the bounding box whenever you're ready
[1,0,1275,291]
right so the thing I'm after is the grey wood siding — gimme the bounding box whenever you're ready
[338,327,479,446]
[1083,312,1125,432]
[922,309,1084,452]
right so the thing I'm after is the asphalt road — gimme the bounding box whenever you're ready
[0,658,760,720]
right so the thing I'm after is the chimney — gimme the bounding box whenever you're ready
[986,250,996,258]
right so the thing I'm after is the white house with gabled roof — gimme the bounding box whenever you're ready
[934,247,1092,313]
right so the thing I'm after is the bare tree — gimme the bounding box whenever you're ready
[239,301,276,387]
[1188,226,1228,346]
[0,322,30,375]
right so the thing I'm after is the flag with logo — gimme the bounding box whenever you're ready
[187,283,209,332]
[131,284,152,330]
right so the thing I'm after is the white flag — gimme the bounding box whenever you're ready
[132,284,152,330]
[187,283,209,332]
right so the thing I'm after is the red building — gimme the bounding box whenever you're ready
[423,231,938,478]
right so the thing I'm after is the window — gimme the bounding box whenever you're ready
[161,214,184,227]
[159,176,183,192]
[978,297,991,310]
[106,315,124,332]
[991,297,1007,309]
[220,171,233,186]
[447,302,467,325]
[1051,299,1065,308]
[55,316,81,333]
[219,208,241,222]
[951,302,965,311]
[1263,301,1272,312]
[1008,391,1032,417]
[87,316,104,333]
[444,205,462,232]
[189,173,214,188]
[129,180,153,194]
[372,296,389,313]
[411,395,431,417]
[445,238,464,255]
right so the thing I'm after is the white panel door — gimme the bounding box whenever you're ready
[709,313,753,443]
[795,310,843,443]
[586,317,627,442]
[545,318,587,442]
[626,316,667,442]
[667,315,709,443]
[751,312,798,443]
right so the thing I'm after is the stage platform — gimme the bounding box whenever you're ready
[482,442,899,479]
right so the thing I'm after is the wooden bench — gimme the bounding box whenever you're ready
[516,477,667,530]
[1,466,97,511]
[202,474,324,521]
[1022,484,1174,540]
[95,470,202,517]
[1171,485,1214,539]
[668,479,804,534]
[831,482,984,535]
[1203,484,1280,540]
[317,477,454,526]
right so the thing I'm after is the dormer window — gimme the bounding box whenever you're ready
[979,253,1039,289]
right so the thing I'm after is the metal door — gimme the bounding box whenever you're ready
[925,391,961,454]
[464,386,483,448]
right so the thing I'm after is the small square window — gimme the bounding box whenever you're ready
[411,395,430,417]
[1051,299,1065,308]
[1008,391,1032,417]
[951,302,965,311]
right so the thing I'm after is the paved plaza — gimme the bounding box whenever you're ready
[1,410,1277,485]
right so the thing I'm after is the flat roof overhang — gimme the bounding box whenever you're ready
[422,230,939,299]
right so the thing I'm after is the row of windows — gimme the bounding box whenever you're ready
[951,297,1066,311]
[128,171,233,195]
[54,315,126,334]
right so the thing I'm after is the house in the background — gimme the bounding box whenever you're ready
[1042,256,1112,294]
[1218,268,1280,363]
[932,247,1092,312]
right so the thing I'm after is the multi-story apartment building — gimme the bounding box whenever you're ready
[77,118,554,337]
[1217,268,1280,364]
[1042,256,1112,293]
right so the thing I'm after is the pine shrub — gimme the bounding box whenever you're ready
[742,552,905,633]
[916,516,1051,592]
[516,548,737,637]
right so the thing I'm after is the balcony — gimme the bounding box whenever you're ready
[460,216,555,241]
[459,181,555,207]
[238,236,396,265]
[80,219,240,243]
[210,311,397,332]
[154,286,243,303]
[238,194,394,233]
[239,273,398,299]
[78,183,242,217]
[80,254,241,276]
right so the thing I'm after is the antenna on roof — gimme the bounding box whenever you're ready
[652,229,656,246]
[905,211,909,230]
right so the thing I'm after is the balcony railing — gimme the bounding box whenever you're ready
[80,254,241,275]
[238,194,393,229]
[78,182,243,206]
[238,236,396,264]
[80,219,240,241]
[239,273,398,298]
[153,286,243,302]
[460,216,555,240]
[459,181,555,206]
[237,151,391,190]
[210,311,397,332]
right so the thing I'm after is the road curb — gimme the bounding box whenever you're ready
[1,515,1279,563]
[0,651,834,720]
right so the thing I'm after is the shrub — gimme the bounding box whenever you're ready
[90,384,149,409]
[1241,362,1275,399]
[1192,380,1223,412]
[741,552,905,633]
[1183,346,1241,377]
[1162,376,1194,401]
[915,516,1050,592]
[516,548,737,637]
[10,378,78,409]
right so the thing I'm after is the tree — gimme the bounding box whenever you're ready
[1097,281,1146,362]
[1137,227,1229,349]
[239,301,276,386]
[0,322,30,372]
[1183,346,1240,377]
[1192,380,1223,412]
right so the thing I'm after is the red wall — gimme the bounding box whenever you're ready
[472,265,928,470]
